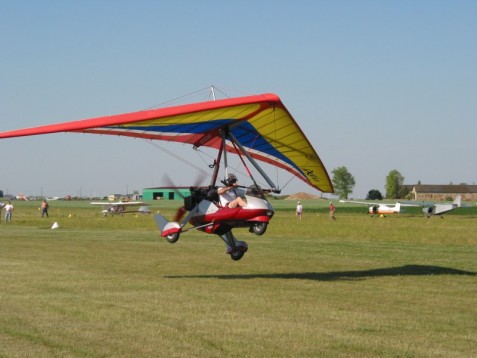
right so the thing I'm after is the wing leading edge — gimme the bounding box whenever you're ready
[0,93,333,193]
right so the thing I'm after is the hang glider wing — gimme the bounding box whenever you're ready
[0,93,333,192]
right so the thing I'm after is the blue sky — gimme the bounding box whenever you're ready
[1,1,476,199]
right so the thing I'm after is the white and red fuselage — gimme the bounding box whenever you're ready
[160,193,274,237]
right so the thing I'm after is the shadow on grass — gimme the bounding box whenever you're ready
[165,265,476,281]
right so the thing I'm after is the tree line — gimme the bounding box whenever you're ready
[331,167,409,200]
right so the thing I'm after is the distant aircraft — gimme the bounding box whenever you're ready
[421,195,462,218]
[90,201,150,216]
[339,200,418,216]
[16,193,29,201]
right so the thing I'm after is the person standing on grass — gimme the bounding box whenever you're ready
[296,201,303,221]
[329,202,336,220]
[41,199,49,218]
[0,202,4,223]
[4,201,14,223]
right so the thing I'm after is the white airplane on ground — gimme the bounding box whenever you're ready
[421,195,462,218]
[16,193,29,201]
[90,201,150,216]
[339,200,418,216]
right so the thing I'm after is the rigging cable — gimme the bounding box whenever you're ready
[140,138,210,177]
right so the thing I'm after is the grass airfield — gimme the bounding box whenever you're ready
[1,199,476,357]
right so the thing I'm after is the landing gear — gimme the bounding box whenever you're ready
[165,232,180,243]
[229,242,248,261]
[221,231,248,261]
[250,222,268,235]
[230,250,244,261]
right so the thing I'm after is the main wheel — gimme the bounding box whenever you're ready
[230,250,245,261]
[165,232,180,243]
[251,222,268,236]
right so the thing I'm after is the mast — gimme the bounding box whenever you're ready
[210,86,216,101]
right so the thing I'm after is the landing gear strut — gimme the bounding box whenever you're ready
[221,231,248,261]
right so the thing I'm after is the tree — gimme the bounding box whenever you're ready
[331,166,355,199]
[385,170,405,199]
[366,189,383,200]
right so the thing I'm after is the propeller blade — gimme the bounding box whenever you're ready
[162,174,186,199]
[173,206,187,222]
[193,171,209,187]
[162,173,207,223]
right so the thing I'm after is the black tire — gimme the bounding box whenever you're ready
[230,250,245,261]
[165,232,180,243]
[251,222,268,236]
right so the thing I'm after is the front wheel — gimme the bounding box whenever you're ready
[165,232,180,243]
[251,222,268,236]
[230,250,245,261]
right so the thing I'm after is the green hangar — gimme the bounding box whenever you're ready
[142,187,191,201]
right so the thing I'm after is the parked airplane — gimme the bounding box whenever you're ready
[90,201,150,216]
[16,193,29,201]
[339,200,418,216]
[422,195,461,218]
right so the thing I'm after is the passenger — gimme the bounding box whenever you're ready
[218,173,247,208]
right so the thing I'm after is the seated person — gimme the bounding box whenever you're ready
[218,173,247,208]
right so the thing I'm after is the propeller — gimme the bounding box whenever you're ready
[162,172,210,222]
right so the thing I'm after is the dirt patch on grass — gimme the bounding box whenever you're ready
[286,192,321,200]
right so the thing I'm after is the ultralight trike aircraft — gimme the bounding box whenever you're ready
[0,90,333,260]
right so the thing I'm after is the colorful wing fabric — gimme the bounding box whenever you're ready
[0,93,333,192]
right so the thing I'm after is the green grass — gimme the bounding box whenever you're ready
[1,200,476,357]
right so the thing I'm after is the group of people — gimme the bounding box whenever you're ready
[0,199,49,223]
[296,201,336,220]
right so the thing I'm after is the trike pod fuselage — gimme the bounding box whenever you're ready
[189,194,274,235]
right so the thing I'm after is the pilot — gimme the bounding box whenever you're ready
[218,173,247,208]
